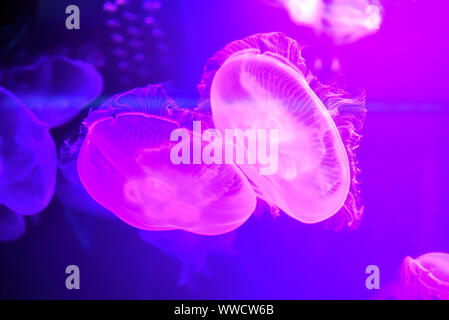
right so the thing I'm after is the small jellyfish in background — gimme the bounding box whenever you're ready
[265,0,382,45]
[102,0,168,88]
[0,87,57,216]
[0,207,26,242]
[400,253,449,300]
[76,85,257,235]
[198,32,366,228]
[2,55,103,128]
[139,229,236,286]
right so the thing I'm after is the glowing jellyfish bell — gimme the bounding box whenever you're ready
[199,33,366,227]
[0,87,57,215]
[77,85,257,235]
[4,55,103,127]
[400,253,449,300]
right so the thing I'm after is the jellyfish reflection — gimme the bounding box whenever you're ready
[400,253,449,300]
[4,55,103,127]
[76,85,257,235]
[0,87,56,215]
[199,33,366,227]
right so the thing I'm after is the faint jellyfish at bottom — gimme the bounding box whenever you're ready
[139,229,236,286]
[0,87,57,216]
[2,55,103,128]
[400,253,449,300]
[75,84,257,235]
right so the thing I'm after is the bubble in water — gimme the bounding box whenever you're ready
[0,87,56,215]
[76,85,257,235]
[400,253,449,300]
[3,55,103,128]
[199,33,366,228]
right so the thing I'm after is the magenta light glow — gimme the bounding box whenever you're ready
[199,32,366,227]
[76,85,257,235]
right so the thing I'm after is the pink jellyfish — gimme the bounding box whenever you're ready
[3,55,103,128]
[77,85,257,235]
[0,87,57,215]
[264,0,382,45]
[198,32,366,227]
[400,253,449,300]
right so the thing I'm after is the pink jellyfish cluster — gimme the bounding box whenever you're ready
[75,32,366,236]
[0,56,103,241]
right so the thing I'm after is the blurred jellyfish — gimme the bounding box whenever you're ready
[3,55,103,128]
[266,0,382,44]
[102,0,167,87]
[139,229,236,285]
[198,32,366,228]
[0,87,57,215]
[400,253,449,300]
[75,85,257,235]
[0,208,26,242]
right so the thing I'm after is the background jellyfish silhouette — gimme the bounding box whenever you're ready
[2,55,104,128]
[76,85,257,235]
[199,32,366,228]
[0,87,56,216]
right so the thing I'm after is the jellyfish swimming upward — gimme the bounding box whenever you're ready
[400,253,449,300]
[199,33,366,227]
[0,87,57,215]
[4,55,103,128]
[77,85,256,235]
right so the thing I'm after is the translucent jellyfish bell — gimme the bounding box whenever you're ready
[77,85,257,235]
[199,33,366,227]
[400,253,449,300]
[0,87,57,215]
[4,55,103,127]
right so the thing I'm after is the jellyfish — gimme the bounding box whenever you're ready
[400,253,449,300]
[0,208,26,242]
[198,32,366,228]
[264,0,382,45]
[3,55,103,128]
[76,85,257,235]
[0,87,57,215]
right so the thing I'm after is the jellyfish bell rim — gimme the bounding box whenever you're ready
[210,48,351,224]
